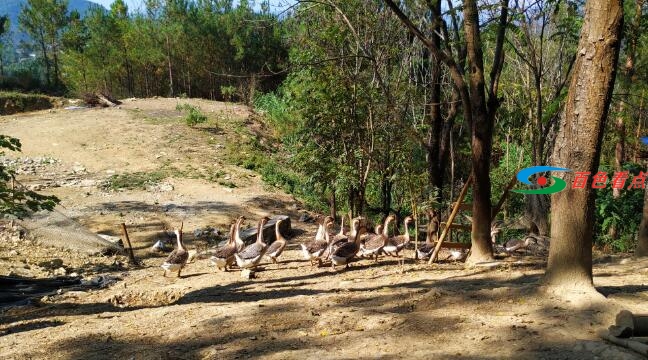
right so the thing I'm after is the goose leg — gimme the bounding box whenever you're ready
[177,268,182,277]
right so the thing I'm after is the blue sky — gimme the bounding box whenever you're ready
[90,0,295,13]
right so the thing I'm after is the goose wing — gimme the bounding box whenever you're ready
[212,244,237,259]
[305,240,327,254]
[266,240,286,256]
[363,234,384,250]
[332,242,359,260]
[165,248,188,265]
[238,243,265,259]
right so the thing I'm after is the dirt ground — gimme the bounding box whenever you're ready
[1,98,647,360]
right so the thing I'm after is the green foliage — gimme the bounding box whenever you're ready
[220,86,236,102]
[58,0,287,100]
[594,163,645,252]
[0,135,59,218]
[175,103,207,126]
[19,0,68,90]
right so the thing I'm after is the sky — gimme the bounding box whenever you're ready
[90,0,295,13]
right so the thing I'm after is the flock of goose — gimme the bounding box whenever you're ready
[160,213,436,277]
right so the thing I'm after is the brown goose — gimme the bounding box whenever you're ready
[360,214,396,262]
[265,218,287,264]
[301,217,333,266]
[326,215,354,257]
[330,217,364,269]
[233,216,246,252]
[235,217,270,269]
[416,210,439,260]
[210,223,237,271]
[161,222,189,277]
[383,216,413,259]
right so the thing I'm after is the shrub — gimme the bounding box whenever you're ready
[175,103,207,126]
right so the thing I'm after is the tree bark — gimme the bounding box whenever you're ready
[545,0,623,287]
[636,180,648,257]
[426,0,444,197]
[463,0,499,263]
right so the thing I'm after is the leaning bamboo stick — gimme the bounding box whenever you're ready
[429,174,473,264]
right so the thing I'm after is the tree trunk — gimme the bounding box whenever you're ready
[545,0,623,288]
[426,0,444,198]
[464,0,494,263]
[166,34,174,97]
[637,179,648,257]
[329,188,337,221]
[38,31,51,88]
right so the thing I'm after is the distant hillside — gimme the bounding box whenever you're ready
[0,0,103,48]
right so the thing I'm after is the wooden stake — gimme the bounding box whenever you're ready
[429,174,473,264]
[120,223,137,265]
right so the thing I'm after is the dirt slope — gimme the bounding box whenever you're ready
[0,98,646,360]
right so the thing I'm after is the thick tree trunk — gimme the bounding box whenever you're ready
[545,0,623,288]
[464,0,494,263]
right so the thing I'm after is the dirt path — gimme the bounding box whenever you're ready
[0,99,647,359]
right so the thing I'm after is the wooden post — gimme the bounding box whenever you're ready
[429,174,473,264]
[120,223,137,265]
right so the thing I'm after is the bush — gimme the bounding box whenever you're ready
[175,103,207,126]
[594,163,645,252]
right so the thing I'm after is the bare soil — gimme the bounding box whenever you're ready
[0,98,647,360]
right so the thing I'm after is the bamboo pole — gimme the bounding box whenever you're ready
[429,174,473,264]
[120,223,137,265]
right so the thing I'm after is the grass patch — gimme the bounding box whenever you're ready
[0,91,55,115]
[103,170,167,190]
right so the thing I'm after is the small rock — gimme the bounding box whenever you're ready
[106,169,116,174]
[97,234,124,248]
[249,336,257,340]
[28,184,45,191]
[54,267,67,276]
[79,179,96,187]
[8,250,19,256]
[69,272,79,277]
[241,269,255,279]
[71,164,86,173]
